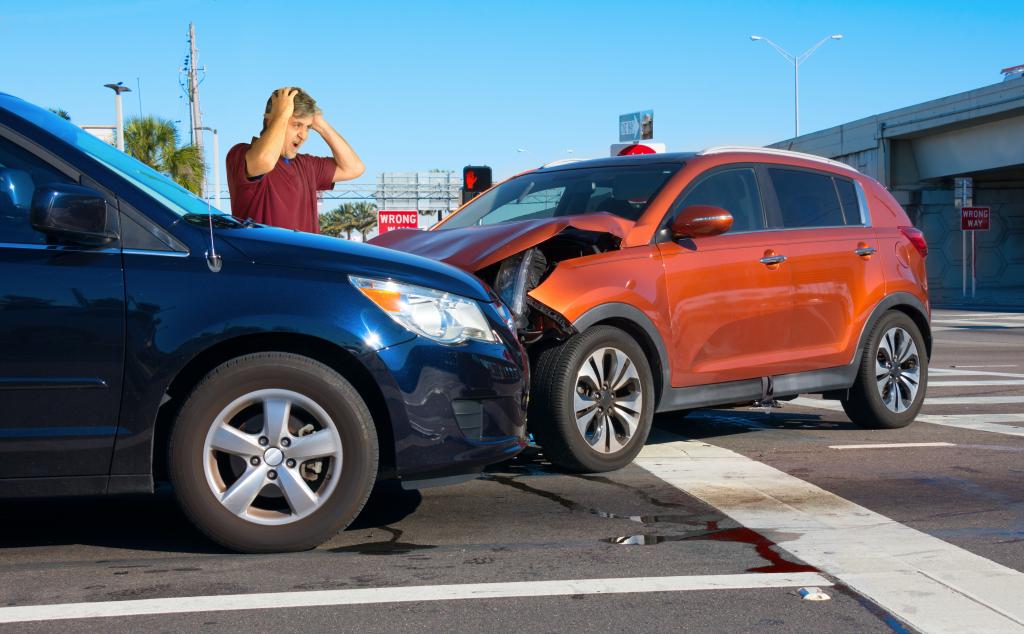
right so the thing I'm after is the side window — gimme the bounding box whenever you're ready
[0,135,76,245]
[769,168,845,228]
[834,177,863,226]
[677,168,764,232]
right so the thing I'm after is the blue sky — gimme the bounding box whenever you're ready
[2,0,1021,191]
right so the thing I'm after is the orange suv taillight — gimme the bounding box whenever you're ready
[899,226,928,257]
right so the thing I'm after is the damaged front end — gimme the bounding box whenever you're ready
[369,214,632,348]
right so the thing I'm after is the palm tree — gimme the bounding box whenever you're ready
[48,108,71,121]
[319,205,356,238]
[124,116,205,195]
[348,201,379,241]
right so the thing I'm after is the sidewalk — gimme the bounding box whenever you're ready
[929,286,1024,311]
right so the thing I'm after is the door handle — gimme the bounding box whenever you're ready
[760,255,787,265]
[855,246,877,257]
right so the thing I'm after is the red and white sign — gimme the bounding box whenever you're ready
[378,209,419,233]
[961,206,990,231]
[610,142,666,156]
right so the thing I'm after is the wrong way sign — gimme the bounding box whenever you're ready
[378,209,419,233]
[961,207,990,231]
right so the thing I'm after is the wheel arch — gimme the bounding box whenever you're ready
[152,333,396,483]
[572,303,670,407]
[857,293,932,365]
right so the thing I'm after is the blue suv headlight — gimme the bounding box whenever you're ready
[350,276,498,345]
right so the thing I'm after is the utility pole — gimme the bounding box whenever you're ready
[185,23,204,153]
[183,22,207,194]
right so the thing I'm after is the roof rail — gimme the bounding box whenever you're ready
[698,146,859,174]
[541,157,587,168]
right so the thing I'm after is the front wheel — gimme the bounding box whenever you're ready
[529,326,654,472]
[842,311,928,429]
[169,352,378,553]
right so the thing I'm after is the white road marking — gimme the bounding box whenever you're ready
[925,396,1024,405]
[0,573,830,624]
[828,442,955,450]
[929,380,1024,387]
[788,397,1024,438]
[930,368,1024,379]
[950,365,1019,369]
[635,438,1024,633]
[931,320,1024,328]
[933,312,1024,319]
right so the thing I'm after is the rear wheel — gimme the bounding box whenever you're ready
[841,311,928,429]
[529,326,654,472]
[169,352,378,553]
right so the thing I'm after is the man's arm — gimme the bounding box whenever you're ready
[244,88,295,178]
[312,114,365,182]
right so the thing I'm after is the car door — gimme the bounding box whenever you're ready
[762,165,886,373]
[0,130,125,479]
[657,165,795,387]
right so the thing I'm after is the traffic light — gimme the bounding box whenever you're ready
[462,165,492,205]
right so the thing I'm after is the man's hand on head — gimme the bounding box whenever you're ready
[269,87,298,122]
[311,111,328,135]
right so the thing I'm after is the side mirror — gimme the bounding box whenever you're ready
[30,183,117,246]
[670,205,733,239]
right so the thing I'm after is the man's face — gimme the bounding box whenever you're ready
[281,114,314,159]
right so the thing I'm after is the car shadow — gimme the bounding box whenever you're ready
[651,407,861,442]
[0,488,226,554]
[346,480,423,530]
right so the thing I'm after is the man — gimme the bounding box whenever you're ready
[227,87,364,232]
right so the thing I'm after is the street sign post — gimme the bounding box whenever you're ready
[377,209,419,234]
[959,205,990,299]
[619,110,654,143]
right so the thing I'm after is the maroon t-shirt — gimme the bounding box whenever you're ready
[226,141,336,233]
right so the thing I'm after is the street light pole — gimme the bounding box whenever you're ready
[103,82,132,151]
[196,126,221,211]
[750,34,843,138]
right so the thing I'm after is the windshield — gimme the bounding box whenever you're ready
[2,94,219,218]
[440,163,681,230]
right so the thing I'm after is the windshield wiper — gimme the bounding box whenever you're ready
[183,213,248,228]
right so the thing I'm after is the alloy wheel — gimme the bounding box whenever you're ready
[874,326,921,413]
[573,347,643,454]
[202,388,343,525]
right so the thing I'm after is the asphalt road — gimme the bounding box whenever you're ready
[1,308,1023,633]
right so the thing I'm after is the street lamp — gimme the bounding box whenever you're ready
[195,126,221,211]
[103,82,132,152]
[750,34,843,138]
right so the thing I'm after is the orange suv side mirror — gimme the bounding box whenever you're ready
[670,205,734,239]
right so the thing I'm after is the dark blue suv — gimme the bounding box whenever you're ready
[0,94,527,552]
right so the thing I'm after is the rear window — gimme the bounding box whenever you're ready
[440,163,681,229]
[770,166,851,229]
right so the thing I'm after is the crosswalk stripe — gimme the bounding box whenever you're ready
[924,396,1024,405]
[0,573,831,624]
[932,320,1024,328]
[636,437,1024,633]
[929,368,1024,379]
[787,397,1024,438]
[929,380,1024,387]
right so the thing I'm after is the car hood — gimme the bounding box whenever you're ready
[218,226,493,302]
[368,213,635,272]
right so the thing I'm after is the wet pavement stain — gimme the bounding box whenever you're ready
[604,526,818,574]
[486,473,816,575]
[328,526,435,556]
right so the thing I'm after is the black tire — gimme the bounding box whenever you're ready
[529,326,654,472]
[169,352,378,553]
[841,311,928,429]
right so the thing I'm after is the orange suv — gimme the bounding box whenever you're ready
[372,147,930,472]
